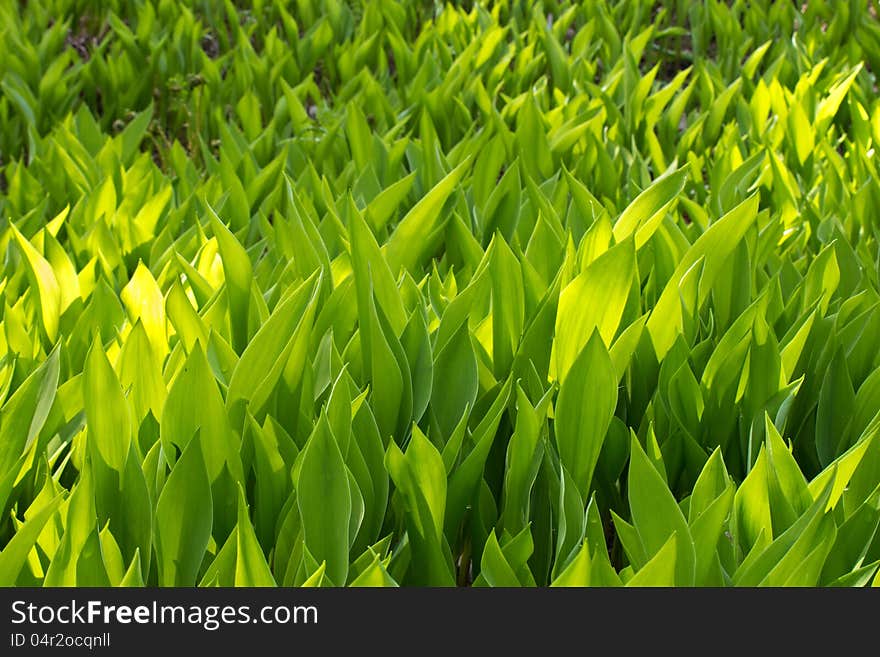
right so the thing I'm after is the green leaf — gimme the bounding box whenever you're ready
[690,485,734,586]
[553,240,635,381]
[788,101,814,165]
[626,533,678,587]
[119,551,145,587]
[612,168,687,249]
[234,485,276,586]
[84,340,132,472]
[226,274,320,420]
[0,493,63,585]
[297,414,352,586]
[734,479,834,586]
[161,343,243,482]
[820,488,880,585]
[765,416,812,532]
[815,65,862,133]
[734,446,773,553]
[647,195,760,359]
[550,541,591,587]
[119,104,154,163]
[490,235,525,378]
[477,531,522,587]
[357,283,412,443]
[810,418,878,512]
[445,379,512,540]
[11,224,61,342]
[366,172,416,233]
[155,432,213,586]
[208,204,254,353]
[349,196,407,334]
[349,554,398,587]
[816,347,856,467]
[44,466,97,586]
[502,385,549,534]
[386,425,455,586]
[555,331,617,497]
[120,263,168,358]
[430,321,478,441]
[628,433,695,585]
[117,320,166,424]
[0,347,59,485]
[385,157,471,274]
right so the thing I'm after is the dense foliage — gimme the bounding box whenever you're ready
[1,0,880,586]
